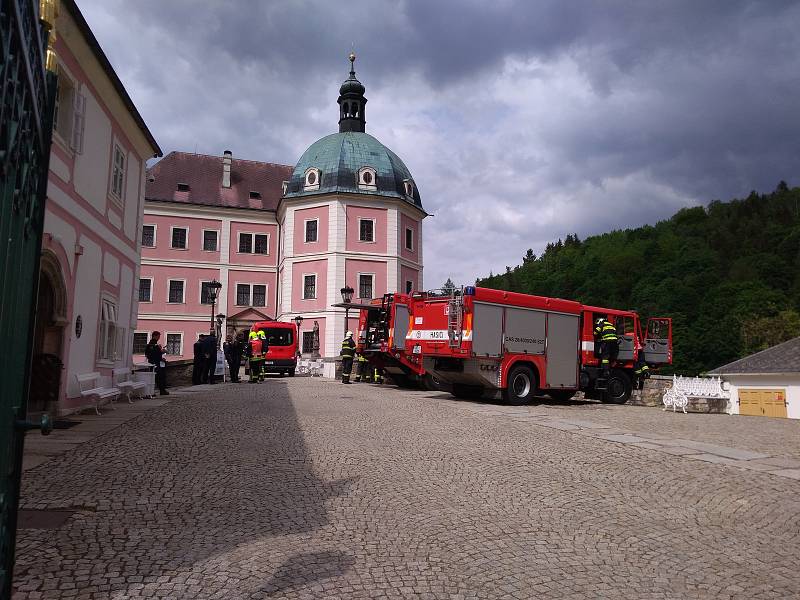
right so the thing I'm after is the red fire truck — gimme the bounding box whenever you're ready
[356,293,427,387]
[250,320,299,376]
[408,286,672,404]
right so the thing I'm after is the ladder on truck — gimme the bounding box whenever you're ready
[447,292,464,348]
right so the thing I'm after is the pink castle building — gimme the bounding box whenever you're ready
[137,56,426,375]
[37,0,161,415]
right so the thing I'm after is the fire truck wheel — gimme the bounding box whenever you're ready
[423,374,449,392]
[504,364,537,405]
[288,369,295,377]
[391,374,416,389]
[604,369,632,404]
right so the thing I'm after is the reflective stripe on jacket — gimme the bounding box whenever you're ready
[594,320,618,342]
[341,339,356,358]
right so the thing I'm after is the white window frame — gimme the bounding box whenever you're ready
[358,218,376,243]
[138,277,153,303]
[164,331,184,356]
[170,226,189,250]
[235,283,251,307]
[167,279,186,304]
[304,218,319,243]
[132,330,149,355]
[252,283,268,307]
[302,273,317,300]
[403,179,414,197]
[97,295,122,364]
[304,167,320,191]
[357,272,375,299]
[202,229,219,252]
[109,143,126,204]
[357,166,377,190]
[405,226,414,251]
[141,223,157,248]
[52,65,85,155]
[253,232,270,255]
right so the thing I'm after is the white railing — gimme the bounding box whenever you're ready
[663,375,730,414]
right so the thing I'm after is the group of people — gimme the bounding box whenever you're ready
[191,334,219,385]
[339,330,384,384]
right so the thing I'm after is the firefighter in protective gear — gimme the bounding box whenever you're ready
[355,351,368,382]
[594,316,619,376]
[340,331,356,384]
[247,331,263,383]
[633,351,650,390]
[257,330,268,382]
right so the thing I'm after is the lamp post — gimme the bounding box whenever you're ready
[216,314,226,349]
[293,315,304,355]
[340,285,354,337]
[207,279,223,338]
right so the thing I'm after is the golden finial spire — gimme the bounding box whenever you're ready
[39,0,59,72]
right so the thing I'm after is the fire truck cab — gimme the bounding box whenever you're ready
[410,287,672,405]
[250,320,299,376]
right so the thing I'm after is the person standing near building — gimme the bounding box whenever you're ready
[224,334,244,383]
[247,331,263,383]
[354,351,368,382]
[192,334,206,385]
[203,333,217,384]
[594,315,619,377]
[340,331,356,384]
[145,331,169,396]
[257,330,268,382]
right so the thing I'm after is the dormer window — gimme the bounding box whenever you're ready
[403,180,414,197]
[304,168,320,191]
[358,166,377,190]
[176,182,190,192]
[282,181,288,195]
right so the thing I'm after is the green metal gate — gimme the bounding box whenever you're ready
[0,0,56,595]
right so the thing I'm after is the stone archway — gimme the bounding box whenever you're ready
[30,251,68,414]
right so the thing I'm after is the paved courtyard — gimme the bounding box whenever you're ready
[13,378,800,599]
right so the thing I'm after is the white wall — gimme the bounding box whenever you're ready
[123,153,141,241]
[72,88,111,214]
[725,374,800,419]
[65,235,102,397]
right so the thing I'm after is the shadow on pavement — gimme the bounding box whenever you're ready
[259,550,356,597]
[14,379,355,598]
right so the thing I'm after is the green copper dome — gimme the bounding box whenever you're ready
[283,132,423,209]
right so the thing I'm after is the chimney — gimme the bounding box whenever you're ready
[222,150,232,188]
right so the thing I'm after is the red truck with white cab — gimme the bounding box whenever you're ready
[250,320,299,376]
[409,286,671,404]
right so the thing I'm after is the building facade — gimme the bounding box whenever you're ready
[36,0,161,414]
[136,56,426,372]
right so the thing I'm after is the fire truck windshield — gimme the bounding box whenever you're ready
[262,328,293,346]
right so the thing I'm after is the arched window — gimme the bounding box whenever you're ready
[304,168,321,191]
[357,167,377,190]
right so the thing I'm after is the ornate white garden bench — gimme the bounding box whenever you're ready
[76,372,120,415]
[663,375,730,414]
[113,367,147,403]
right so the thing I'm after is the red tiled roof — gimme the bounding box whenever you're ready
[145,151,293,211]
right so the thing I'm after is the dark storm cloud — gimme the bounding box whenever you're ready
[79,0,800,286]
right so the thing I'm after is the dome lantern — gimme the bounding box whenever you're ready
[338,53,367,133]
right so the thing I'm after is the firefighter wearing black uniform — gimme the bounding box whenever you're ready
[594,316,619,376]
[355,351,368,382]
[340,331,356,384]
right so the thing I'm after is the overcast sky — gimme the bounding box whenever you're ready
[80,0,800,288]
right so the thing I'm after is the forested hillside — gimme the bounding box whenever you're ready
[476,183,800,375]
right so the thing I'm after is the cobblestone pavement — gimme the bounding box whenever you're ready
[13,379,800,599]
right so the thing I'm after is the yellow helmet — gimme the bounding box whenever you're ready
[258,330,266,340]
[249,331,258,340]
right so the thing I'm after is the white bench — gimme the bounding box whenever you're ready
[76,372,120,415]
[663,375,730,414]
[113,367,147,403]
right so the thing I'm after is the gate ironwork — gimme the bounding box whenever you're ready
[0,0,57,595]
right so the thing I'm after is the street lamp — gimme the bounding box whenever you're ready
[207,279,223,337]
[340,285,354,337]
